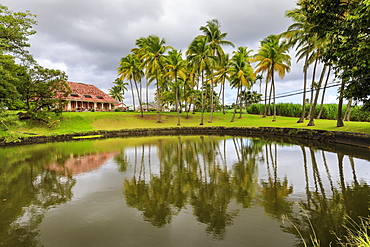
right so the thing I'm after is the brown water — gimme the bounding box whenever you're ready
[0,136,369,247]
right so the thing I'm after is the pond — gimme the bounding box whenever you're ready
[0,135,369,247]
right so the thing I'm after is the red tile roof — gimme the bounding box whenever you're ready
[63,81,118,103]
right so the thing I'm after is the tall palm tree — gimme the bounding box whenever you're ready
[132,35,172,123]
[117,54,144,116]
[254,35,291,122]
[186,36,216,125]
[164,49,188,126]
[284,7,315,123]
[200,19,235,123]
[229,47,255,122]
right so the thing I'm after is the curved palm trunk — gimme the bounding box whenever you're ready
[306,57,319,120]
[218,78,226,114]
[231,84,240,122]
[129,79,136,111]
[297,43,311,123]
[317,66,331,119]
[308,64,327,126]
[267,82,273,116]
[134,79,144,117]
[238,86,243,119]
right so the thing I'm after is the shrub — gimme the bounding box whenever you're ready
[246,103,370,122]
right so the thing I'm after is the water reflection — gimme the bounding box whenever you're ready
[0,136,369,246]
[0,144,76,246]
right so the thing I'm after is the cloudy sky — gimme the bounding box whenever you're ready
[3,0,339,105]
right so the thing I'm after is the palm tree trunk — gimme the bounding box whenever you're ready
[317,66,331,119]
[272,70,277,122]
[337,80,345,127]
[308,64,327,126]
[297,43,311,123]
[134,80,144,117]
[306,58,319,120]
[231,84,240,122]
[208,74,214,123]
[184,83,189,119]
[262,79,268,118]
[146,79,149,112]
[156,79,162,123]
[129,79,136,111]
[221,79,226,114]
[192,75,200,114]
[175,72,180,126]
[200,71,205,125]
[267,81,273,116]
[239,86,243,119]
[343,98,352,121]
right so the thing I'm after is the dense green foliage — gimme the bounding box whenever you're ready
[0,5,69,122]
[297,0,370,108]
[248,103,370,122]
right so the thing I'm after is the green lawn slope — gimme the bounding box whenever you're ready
[13,111,370,137]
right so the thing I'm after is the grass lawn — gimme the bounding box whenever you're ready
[11,111,370,137]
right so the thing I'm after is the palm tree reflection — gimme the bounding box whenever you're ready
[123,136,262,238]
[122,137,369,243]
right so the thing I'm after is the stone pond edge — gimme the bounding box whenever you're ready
[1,126,369,149]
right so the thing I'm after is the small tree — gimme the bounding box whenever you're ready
[17,65,69,121]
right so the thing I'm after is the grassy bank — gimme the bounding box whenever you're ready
[5,111,370,138]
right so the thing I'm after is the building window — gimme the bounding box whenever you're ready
[96,96,103,99]
[84,95,92,98]
[70,93,79,97]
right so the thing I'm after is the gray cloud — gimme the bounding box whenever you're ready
[2,0,337,105]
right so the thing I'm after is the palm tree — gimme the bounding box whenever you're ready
[164,49,188,126]
[229,47,255,122]
[132,35,172,123]
[254,35,291,122]
[255,74,264,94]
[200,19,235,123]
[117,54,144,116]
[109,78,128,104]
[186,36,216,125]
[284,7,315,123]
[109,85,124,103]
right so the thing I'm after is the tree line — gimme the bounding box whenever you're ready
[113,0,370,127]
[0,5,69,123]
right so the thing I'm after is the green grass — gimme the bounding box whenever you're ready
[2,111,370,138]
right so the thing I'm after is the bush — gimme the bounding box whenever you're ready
[246,103,370,122]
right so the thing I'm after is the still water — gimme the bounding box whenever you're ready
[0,135,369,247]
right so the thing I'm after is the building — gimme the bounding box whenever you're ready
[62,82,118,111]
